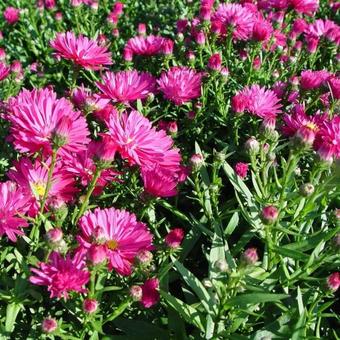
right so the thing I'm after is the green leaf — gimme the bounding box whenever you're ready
[5,303,21,333]
[224,293,289,309]
[272,245,309,261]
[224,212,239,236]
[161,291,205,332]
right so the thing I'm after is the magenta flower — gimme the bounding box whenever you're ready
[78,207,153,276]
[71,84,110,111]
[212,3,255,41]
[97,70,156,104]
[30,251,90,299]
[165,228,184,248]
[234,162,249,179]
[290,0,319,15]
[158,67,203,105]
[0,62,10,81]
[232,85,282,120]
[3,7,20,25]
[328,76,340,99]
[141,166,178,198]
[300,70,331,90]
[50,31,112,70]
[141,278,160,308]
[314,117,340,162]
[6,88,90,157]
[107,110,182,172]
[0,181,29,242]
[327,272,340,292]
[125,35,172,56]
[8,158,78,215]
[252,19,273,42]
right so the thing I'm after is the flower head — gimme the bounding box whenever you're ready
[78,207,153,275]
[83,298,98,314]
[42,318,58,333]
[6,88,90,156]
[0,181,29,242]
[212,3,255,41]
[290,0,319,15]
[232,85,282,120]
[234,162,249,179]
[30,251,90,299]
[141,278,160,308]
[125,35,172,56]
[327,272,340,292]
[3,7,20,25]
[97,70,156,104]
[165,228,184,248]
[300,70,331,90]
[0,62,10,81]
[158,67,203,105]
[50,31,112,70]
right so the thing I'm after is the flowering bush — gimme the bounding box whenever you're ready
[0,0,339,338]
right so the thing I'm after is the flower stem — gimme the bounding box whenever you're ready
[75,167,102,224]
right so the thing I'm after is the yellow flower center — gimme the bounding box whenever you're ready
[305,122,318,131]
[106,239,118,250]
[32,182,46,198]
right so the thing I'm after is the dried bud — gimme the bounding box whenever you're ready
[299,183,314,197]
[214,259,229,272]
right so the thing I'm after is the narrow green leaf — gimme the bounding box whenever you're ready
[5,303,21,333]
[224,293,289,309]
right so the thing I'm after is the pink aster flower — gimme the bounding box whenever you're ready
[290,0,319,15]
[3,7,20,25]
[97,70,156,104]
[50,31,112,70]
[252,19,273,42]
[165,228,184,248]
[6,88,90,157]
[125,35,173,56]
[8,158,78,215]
[0,181,29,242]
[107,110,182,172]
[141,166,178,198]
[0,62,10,81]
[63,144,118,196]
[140,278,160,308]
[78,207,153,276]
[234,162,249,179]
[211,3,255,41]
[29,251,90,299]
[232,85,282,120]
[300,70,331,90]
[158,67,203,105]
[314,117,340,162]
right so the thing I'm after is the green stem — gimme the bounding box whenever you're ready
[39,149,58,215]
[75,168,102,224]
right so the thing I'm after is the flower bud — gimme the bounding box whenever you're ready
[42,318,58,333]
[123,47,133,62]
[87,245,107,265]
[214,259,229,272]
[195,31,205,45]
[190,153,204,170]
[138,23,146,35]
[136,250,153,265]
[327,272,340,292]
[299,183,314,197]
[45,228,63,244]
[261,205,278,225]
[241,248,258,265]
[208,53,222,71]
[245,137,260,154]
[165,228,185,248]
[130,285,143,301]
[83,298,98,314]
[234,162,248,179]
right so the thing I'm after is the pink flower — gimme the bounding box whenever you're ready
[107,110,182,172]
[165,228,184,248]
[83,298,98,314]
[282,105,326,145]
[141,278,160,308]
[328,76,340,99]
[300,70,331,90]
[208,53,222,71]
[3,7,20,25]
[6,88,90,157]
[42,318,58,333]
[234,162,249,179]
[97,70,156,104]
[125,35,173,56]
[78,207,153,275]
[327,272,340,291]
[0,181,29,242]
[232,85,282,120]
[290,0,319,15]
[252,19,273,42]
[0,62,10,81]
[158,67,203,105]
[63,145,118,196]
[30,251,90,299]
[211,3,255,41]
[8,158,78,215]
[241,248,258,265]
[50,32,112,70]
[314,117,340,162]
[261,205,279,224]
[142,166,178,198]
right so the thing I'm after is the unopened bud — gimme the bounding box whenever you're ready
[299,183,314,197]
[130,285,143,301]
